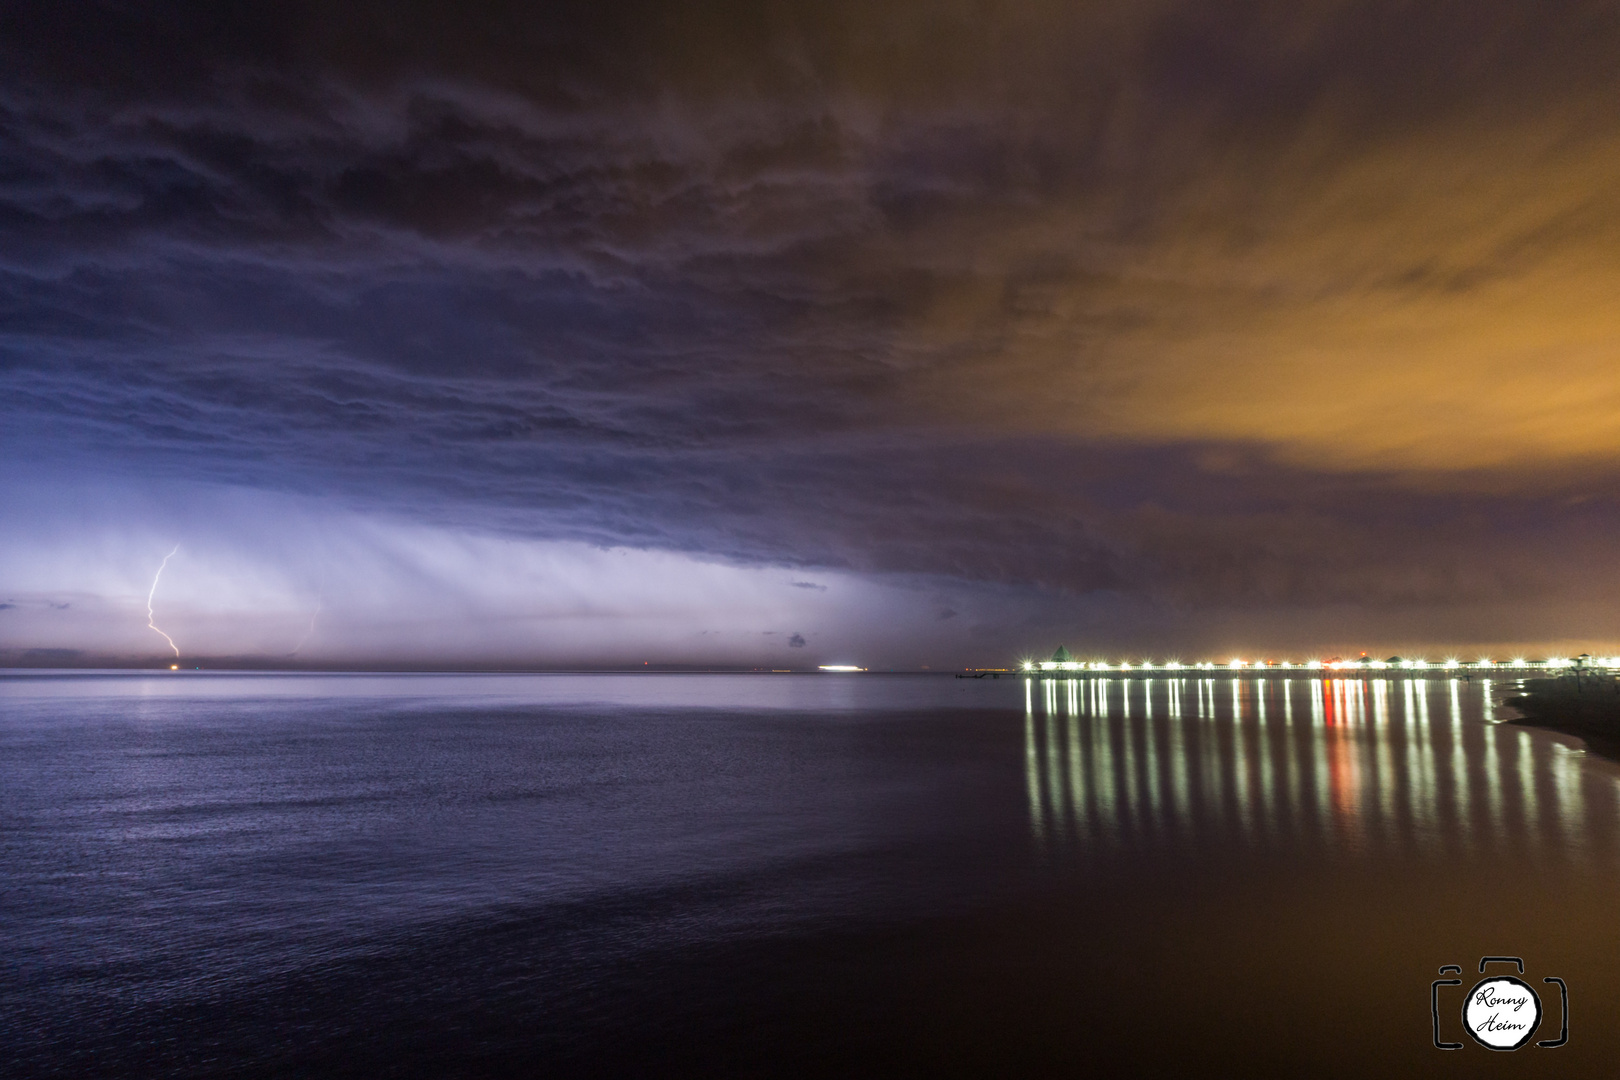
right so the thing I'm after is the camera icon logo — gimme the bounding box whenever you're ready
[1431,957,1568,1050]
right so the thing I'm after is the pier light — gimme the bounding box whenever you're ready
[1061,661,1079,671]
[1512,657,1527,668]
[1279,660,1293,669]
[1040,661,1056,671]
[1164,660,1182,671]
[1305,660,1322,669]
[1228,659,1246,669]
[818,665,866,672]
[1022,660,1033,671]
[1119,661,1132,671]
[1444,659,1460,669]
[1370,660,1387,670]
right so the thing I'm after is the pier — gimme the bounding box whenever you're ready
[1019,649,1613,679]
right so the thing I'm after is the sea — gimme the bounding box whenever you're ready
[2,670,1617,1077]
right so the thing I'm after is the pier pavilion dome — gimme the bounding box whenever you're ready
[1051,645,1074,664]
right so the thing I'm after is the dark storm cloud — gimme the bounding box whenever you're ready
[6,0,1620,633]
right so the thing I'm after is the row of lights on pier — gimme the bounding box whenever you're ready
[1021,657,1620,673]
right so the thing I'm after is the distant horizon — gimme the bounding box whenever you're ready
[5,648,1615,675]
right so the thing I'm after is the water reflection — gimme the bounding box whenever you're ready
[1023,677,1615,862]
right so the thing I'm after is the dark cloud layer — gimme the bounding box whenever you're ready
[5,0,1620,656]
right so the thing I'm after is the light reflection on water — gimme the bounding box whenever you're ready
[1022,677,1614,861]
[7,672,1620,1075]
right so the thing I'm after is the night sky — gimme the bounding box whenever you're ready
[5,1,1620,668]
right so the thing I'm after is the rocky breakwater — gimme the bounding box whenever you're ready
[1506,675,1620,762]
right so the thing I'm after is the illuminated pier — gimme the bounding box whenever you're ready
[1017,647,1613,677]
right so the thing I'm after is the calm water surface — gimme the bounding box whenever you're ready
[2,672,1617,1077]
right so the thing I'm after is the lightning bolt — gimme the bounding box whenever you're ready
[146,546,180,658]
[291,592,322,655]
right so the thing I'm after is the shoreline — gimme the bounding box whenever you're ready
[1504,676,1620,763]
